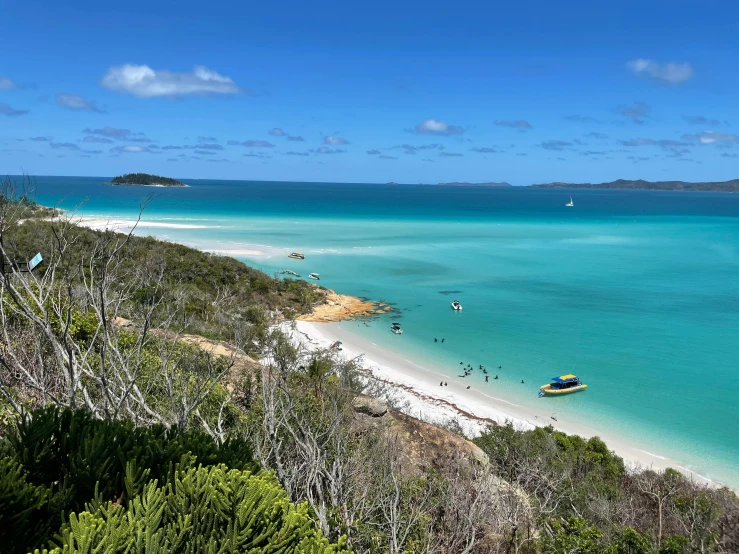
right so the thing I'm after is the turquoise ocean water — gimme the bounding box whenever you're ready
[32,176,739,486]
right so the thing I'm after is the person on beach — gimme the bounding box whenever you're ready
[466,385,470,389]
[442,338,445,343]
[498,365,502,369]
[444,382,447,386]
[495,375,499,379]
[521,379,525,384]
[485,376,489,382]
[440,381,443,386]
[434,338,437,342]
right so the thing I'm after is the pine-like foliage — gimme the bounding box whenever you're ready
[0,458,67,553]
[0,407,257,554]
[32,464,349,554]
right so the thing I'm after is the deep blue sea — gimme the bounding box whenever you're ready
[31,176,739,486]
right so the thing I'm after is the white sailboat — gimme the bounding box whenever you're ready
[565,196,574,207]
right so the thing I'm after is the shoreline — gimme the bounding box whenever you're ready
[283,320,720,487]
[44,210,731,489]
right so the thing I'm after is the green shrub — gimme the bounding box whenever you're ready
[0,407,256,553]
[36,465,349,554]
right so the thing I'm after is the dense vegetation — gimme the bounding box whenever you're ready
[110,173,187,187]
[6,217,324,348]
[1,178,738,554]
[531,178,739,192]
[0,407,346,554]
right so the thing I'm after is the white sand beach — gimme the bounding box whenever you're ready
[281,320,716,485]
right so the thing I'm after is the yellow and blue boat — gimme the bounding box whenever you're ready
[539,374,587,396]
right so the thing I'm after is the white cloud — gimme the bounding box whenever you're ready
[627,59,694,85]
[414,118,464,135]
[56,94,103,113]
[110,145,155,153]
[0,77,18,90]
[682,131,739,145]
[269,128,287,136]
[101,64,242,98]
[323,136,350,145]
[315,147,346,154]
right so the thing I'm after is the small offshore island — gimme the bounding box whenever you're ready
[108,173,188,187]
[532,178,739,192]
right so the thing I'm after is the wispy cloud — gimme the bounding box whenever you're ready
[619,137,691,157]
[30,136,52,142]
[227,140,275,147]
[540,140,572,151]
[268,127,304,141]
[379,154,397,160]
[284,151,310,156]
[682,131,739,145]
[83,136,114,144]
[721,153,738,158]
[627,59,694,85]
[110,145,157,154]
[413,118,464,135]
[585,132,609,139]
[367,149,381,155]
[83,127,151,142]
[0,77,19,90]
[0,103,29,117]
[243,151,272,159]
[470,147,497,153]
[194,143,224,151]
[101,64,243,98]
[198,136,218,142]
[56,94,104,113]
[682,115,721,126]
[315,147,347,154]
[438,152,463,157]
[323,136,350,145]
[618,101,649,124]
[50,142,80,151]
[494,120,532,129]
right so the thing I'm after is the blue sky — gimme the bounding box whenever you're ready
[2,0,738,185]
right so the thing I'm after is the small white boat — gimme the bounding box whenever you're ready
[565,196,574,207]
[451,300,463,311]
[308,273,320,280]
[390,323,403,334]
[280,270,300,277]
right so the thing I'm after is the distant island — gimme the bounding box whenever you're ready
[109,173,188,187]
[438,181,512,187]
[531,178,739,193]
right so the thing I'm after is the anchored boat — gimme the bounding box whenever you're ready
[451,300,463,311]
[390,322,403,335]
[308,272,320,280]
[288,252,305,260]
[565,196,574,207]
[280,270,300,277]
[539,374,587,397]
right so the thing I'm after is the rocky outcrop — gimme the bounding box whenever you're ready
[352,396,389,417]
[351,395,489,477]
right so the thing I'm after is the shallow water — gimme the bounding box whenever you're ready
[33,176,739,486]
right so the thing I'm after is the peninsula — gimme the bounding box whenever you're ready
[532,178,739,192]
[109,173,188,187]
